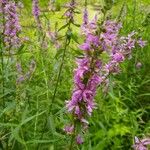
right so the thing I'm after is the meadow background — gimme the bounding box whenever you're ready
[0,0,150,149]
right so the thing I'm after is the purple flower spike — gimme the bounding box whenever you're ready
[65,15,146,144]
[76,134,83,145]
[83,8,88,25]
[32,0,42,29]
[79,43,91,51]
[64,125,74,135]
[137,38,147,48]
[3,1,21,49]
[63,0,76,23]
[16,63,22,74]
[32,0,40,19]
[112,53,125,62]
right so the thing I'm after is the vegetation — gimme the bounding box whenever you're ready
[0,0,150,149]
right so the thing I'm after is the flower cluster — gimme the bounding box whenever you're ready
[82,7,88,26]
[133,136,150,150]
[46,0,77,50]
[81,14,98,36]
[0,0,8,10]
[16,60,36,84]
[32,0,40,19]
[3,1,21,49]
[63,0,76,23]
[46,22,61,49]
[0,0,7,12]
[65,11,146,144]
[32,0,41,29]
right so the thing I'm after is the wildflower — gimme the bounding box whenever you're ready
[137,38,147,48]
[4,1,21,49]
[79,43,91,51]
[81,14,98,35]
[136,62,142,69]
[32,0,40,19]
[133,136,150,150]
[112,53,125,62]
[32,0,41,29]
[25,60,36,79]
[83,7,88,25]
[46,24,61,49]
[16,60,36,84]
[17,75,25,84]
[16,62,22,74]
[63,0,76,23]
[76,134,83,145]
[64,125,74,134]
[1,0,8,5]
[65,9,146,144]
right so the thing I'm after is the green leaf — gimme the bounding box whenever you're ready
[26,139,56,144]
[11,127,26,145]
[0,103,15,118]
[71,33,79,44]
[47,115,56,134]
[20,110,46,126]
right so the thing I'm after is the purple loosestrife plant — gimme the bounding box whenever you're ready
[49,0,78,110]
[65,10,146,145]
[32,0,40,19]
[16,60,36,84]
[0,0,8,13]
[3,1,21,50]
[46,22,61,49]
[83,7,88,25]
[64,0,76,23]
[82,0,88,27]
[46,0,78,50]
[32,0,41,29]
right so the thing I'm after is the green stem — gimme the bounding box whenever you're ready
[0,37,5,111]
[1,5,6,121]
[49,37,70,112]
[69,134,75,150]
[34,95,39,138]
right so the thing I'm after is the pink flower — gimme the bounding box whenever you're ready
[65,16,146,144]
[63,1,76,22]
[133,136,150,150]
[137,38,147,48]
[136,62,142,69]
[76,134,83,144]
[79,43,91,51]
[64,125,74,134]
[112,53,125,62]
[83,8,88,25]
